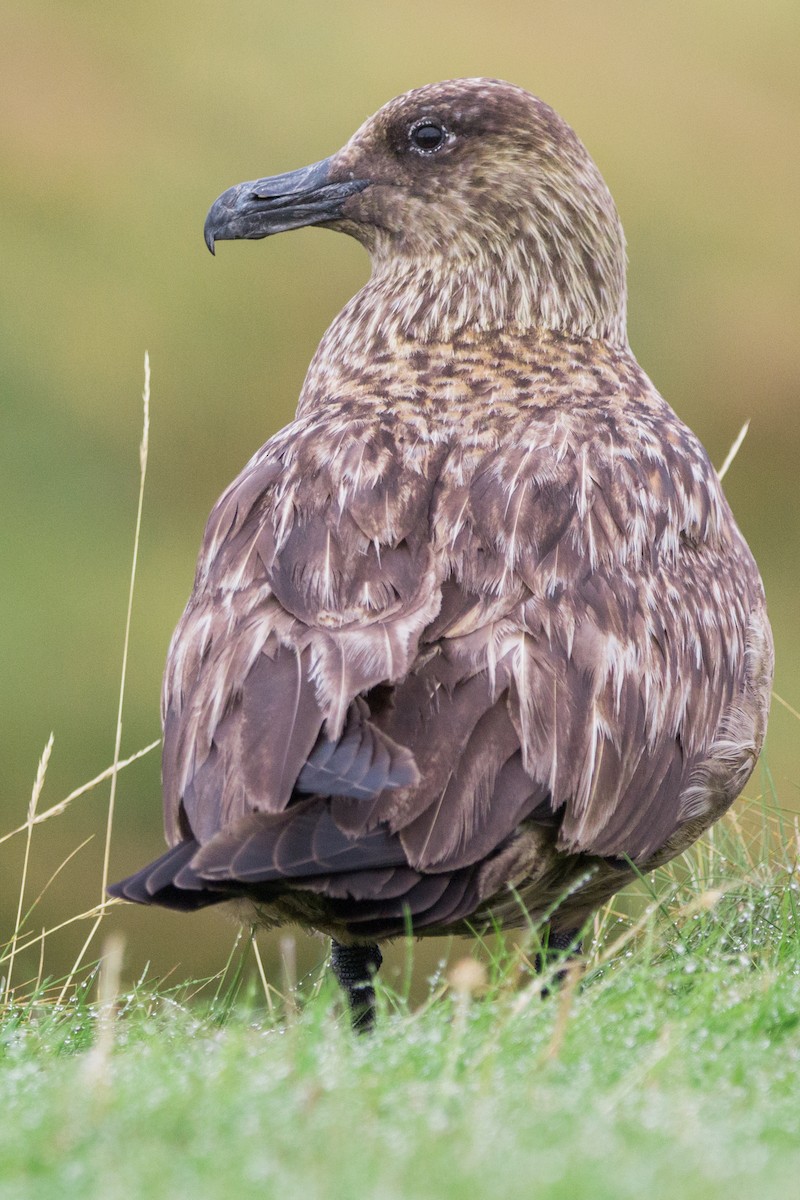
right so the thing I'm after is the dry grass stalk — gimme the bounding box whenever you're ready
[280,936,298,1016]
[541,959,584,1063]
[716,419,750,481]
[3,733,54,1004]
[448,956,489,1000]
[55,354,151,1002]
[83,933,125,1089]
[101,349,151,907]
[773,691,800,723]
[0,740,160,849]
[250,931,276,1016]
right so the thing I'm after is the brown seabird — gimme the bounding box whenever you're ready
[110,79,773,1026]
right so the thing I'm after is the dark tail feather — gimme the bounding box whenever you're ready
[296,703,419,799]
[107,840,228,912]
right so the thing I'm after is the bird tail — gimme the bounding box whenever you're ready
[107,840,228,912]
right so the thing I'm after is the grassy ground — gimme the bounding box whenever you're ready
[1,800,798,1200]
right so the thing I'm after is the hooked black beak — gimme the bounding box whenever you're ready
[203,157,369,254]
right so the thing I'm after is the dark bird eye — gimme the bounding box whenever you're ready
[409,120,448,154]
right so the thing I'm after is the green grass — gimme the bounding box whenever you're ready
[1,804,799,1200]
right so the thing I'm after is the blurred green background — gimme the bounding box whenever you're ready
[2,0,799,991]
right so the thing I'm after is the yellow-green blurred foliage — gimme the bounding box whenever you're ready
[2,1,798,986]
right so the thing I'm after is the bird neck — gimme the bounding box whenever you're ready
[312,237,627,358]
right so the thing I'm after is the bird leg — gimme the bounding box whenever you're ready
[533,927,582,989]
[330,941,383,1032]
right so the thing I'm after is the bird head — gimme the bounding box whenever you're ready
[204,78,627,344]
